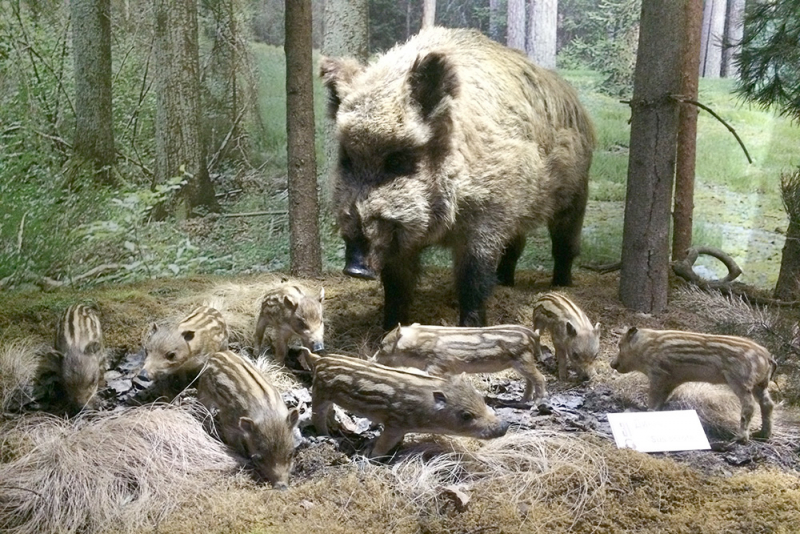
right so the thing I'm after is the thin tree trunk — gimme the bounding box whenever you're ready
[71,0,115,184]
[153,0,218,217]
[507,0,526,52]
[527,0,557,68]
[620,0,686,313]
[699,0,726,78]
[721,0,744,78]
[286,0,321,276]
[775,171,800,301]
[672,0,703,262]
[422,0,436,29]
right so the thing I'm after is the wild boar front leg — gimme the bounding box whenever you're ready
[646,377,676,411]
[311,398,333,436]
[381,258,420,330]
[729,382,756,442]
[454,251,496,327]
[254,314,269,355]
[555,344,569,381]
[370,428,406,458]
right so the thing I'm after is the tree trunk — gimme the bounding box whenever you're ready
[71,0,115,184]
[286,0,321,277]
[527,0,557,69]
[620,0,685,313]
[153,0,218,217]
[489,0,500,41]
[422,0,436,29]
[322,0,368,191]
[721,0,744,78]
[699,0,726,78]
[672,0,703,262]
[202,0,242,168]
[775,170,800,301]
[507,0,526,52]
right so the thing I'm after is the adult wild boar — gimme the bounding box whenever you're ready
[321,27,594,329]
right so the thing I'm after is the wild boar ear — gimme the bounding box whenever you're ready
[566,321,578,337]
[239,416,256,434]
[409,52,458,120]
[319,56,363,118]
[432,391,448,410]
[531,329,541,341]
[287,409,300,430]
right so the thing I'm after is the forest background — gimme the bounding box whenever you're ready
[0,0,796,296]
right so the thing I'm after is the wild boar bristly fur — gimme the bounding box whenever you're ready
[198,350,298,489]
[55,304,105,410]
[321,27,594,329]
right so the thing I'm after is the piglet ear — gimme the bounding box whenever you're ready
[318,287,325,303]
[566,321,578,337]
[287,409,300,430]
[239,416,256,434]
[594,322,601,332]
[409,52,458,120]
[282,295,299,313]
[432,391,448,410]
[625,326,638,339]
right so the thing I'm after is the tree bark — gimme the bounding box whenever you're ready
[527,0,557,69]
[507,0,526,52]
[620,0,686,313]
[153,0,218,217]
[422,0,436,29]
[699,0,726,78]
[775,170,800,301]
[672,0,703,262]
[286,0,321,277]
[71,0,115,184]
[721,0,744,78]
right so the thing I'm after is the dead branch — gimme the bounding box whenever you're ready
[580,261,621,274]
[672,246,800,307]
[16,212,27,254]
[670,96,753,164]
[210,210,287,219]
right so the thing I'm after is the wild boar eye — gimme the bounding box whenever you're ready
[165,351,176,361]
[384,150,416,176]
[459,411,475,423]
[250,453,263,462]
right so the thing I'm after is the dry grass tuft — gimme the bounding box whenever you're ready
[385,430,610,529]
[251,354,302,391]
[0,338,47,413]
[0,402,239,534]
[673,286,793,357]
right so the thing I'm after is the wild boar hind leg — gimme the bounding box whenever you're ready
[381,258,420,330]
[496,234,526,287]
[752,384,774,440]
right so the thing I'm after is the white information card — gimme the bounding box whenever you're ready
[607,410,711,453]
